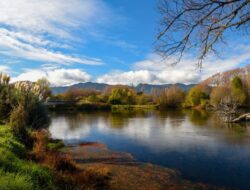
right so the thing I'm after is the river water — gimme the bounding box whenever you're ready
[49,110,250,190]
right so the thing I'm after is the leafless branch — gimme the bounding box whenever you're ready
[156,0,250,66]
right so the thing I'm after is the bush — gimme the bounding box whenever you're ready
[231,76,246,105]
[47,139,65,150]
[0,170,33,190]
[63,87,100,101]
[27,102,50,129]
[210,86,231,107]
[8,104,28,142]
[155,86,185,108]
[136,94,153,105]
[0,85,12,122]
[109,87,136,105]
[183,86,209,108]
[0,126,56,190]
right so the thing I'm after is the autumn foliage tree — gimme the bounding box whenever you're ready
[63,88,100,101]
[209,76,248,122]
[210,86,231,108]
[155,86,185,108]
[108,87,136,105]
[183,86,209,108]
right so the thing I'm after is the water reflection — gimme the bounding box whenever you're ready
[49,110,250,190]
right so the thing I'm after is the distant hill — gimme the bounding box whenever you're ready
[51,82,195,95]
[51,82,109,94]
[135,83,195,94]
[200,65,250,86]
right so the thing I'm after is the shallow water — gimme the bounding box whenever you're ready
[49,110,250,190]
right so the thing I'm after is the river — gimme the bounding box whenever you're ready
[49,110,250,190]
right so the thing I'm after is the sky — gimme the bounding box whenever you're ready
[0,0,249,86]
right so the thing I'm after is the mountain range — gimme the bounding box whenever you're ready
[51,82,196,95]
[50,65,250,95]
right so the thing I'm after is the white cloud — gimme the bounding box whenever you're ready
[0,65,10,73]
[97,70,156,85]
[201,52,250,80]
[0,0,110,37]
[0,0,110,65]
[12,68,91,86]
[97,54,199,85]
[0,29,103,65]
[97,48,250,85]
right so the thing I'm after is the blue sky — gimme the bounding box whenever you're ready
[0,0,249,86]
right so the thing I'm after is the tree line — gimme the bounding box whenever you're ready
[50,74,250,112]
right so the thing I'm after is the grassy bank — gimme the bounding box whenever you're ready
[47,103,157,113]
[0,125,55,190]
[0,125,111,190]
[47,102,111,112]
[111,105,157,112]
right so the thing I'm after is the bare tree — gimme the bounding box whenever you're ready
[157,0,250,66]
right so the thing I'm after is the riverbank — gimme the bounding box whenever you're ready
[0,123,228,190]
[0,125,55,190]
[46,102,158,113]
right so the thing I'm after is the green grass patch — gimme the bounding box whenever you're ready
[111,105,157,112]
[0,125,56,190]
[47,139,65,150]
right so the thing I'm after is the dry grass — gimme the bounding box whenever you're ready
[30,130,111,190]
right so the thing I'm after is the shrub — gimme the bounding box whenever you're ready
[0,126,26,158]
[0,170,33,190]
[183,86,209,108]
[231,76,246,105]
[47,139,65,150]
[27,102,50,129]
[0,84,12,122]
[136,94,153,105]
[8,104,28,142]
[63,87,100,101]
[36,78,51,101]
[109,87,136,105]
[0,126,56,190]
[210,86,231,107]
[155,86,185,108]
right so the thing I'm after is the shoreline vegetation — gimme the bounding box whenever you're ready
[0,72,249,189]
[47,74,250,122]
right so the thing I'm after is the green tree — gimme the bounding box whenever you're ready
[183,86,208,108]
[231,76,246,105]
[9,104,28,141]
[108,87,136,105]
